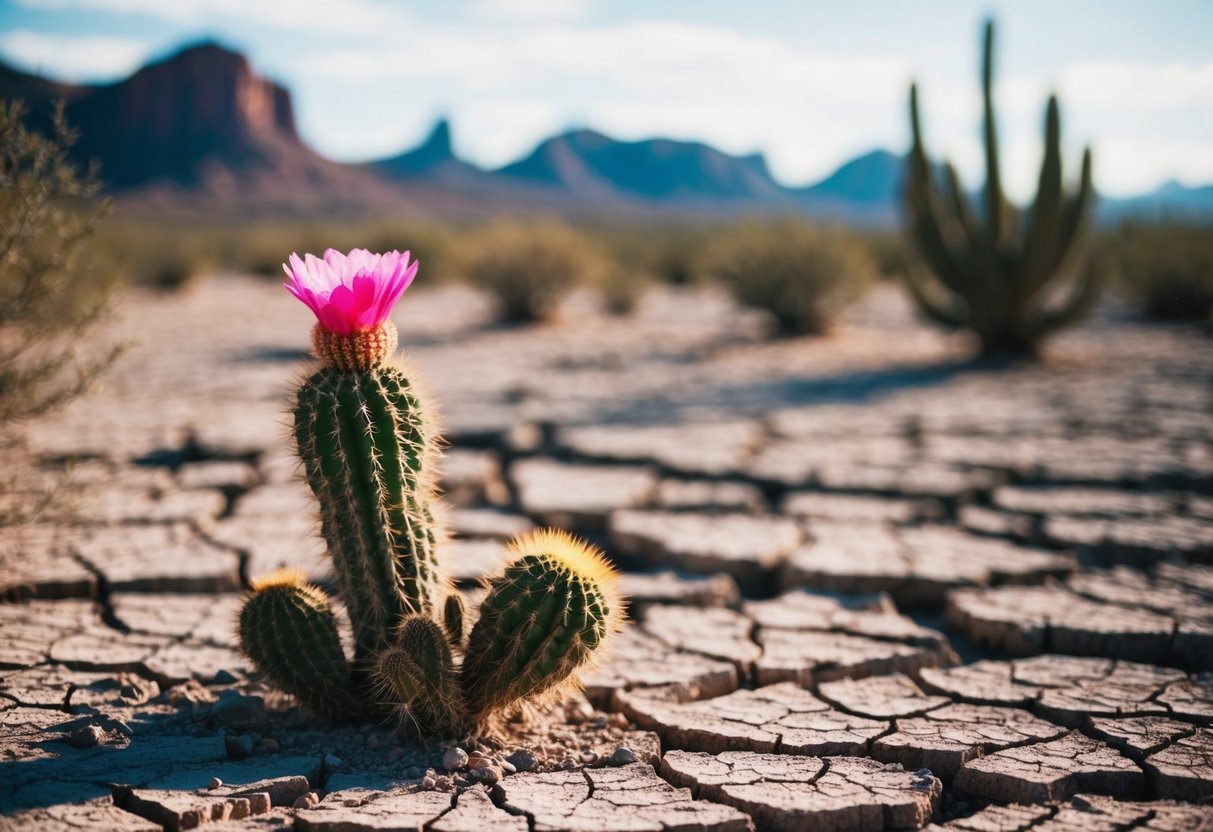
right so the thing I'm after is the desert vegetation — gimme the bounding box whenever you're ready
[700,220,877,335]
[1097,221,1213,322]
[902,21,1097,358]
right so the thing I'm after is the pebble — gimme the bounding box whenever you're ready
[579,750,598,765]
[67,725,103,748]
[443,746,469,771]
[208,777,223,790]
[212,669,238,685]
[210,690,267,733]
[260,737,280,751]
[499,758,517,774]
[324,753,343,769]
[608,746,639,766]
[225,732,255,760]
[365,734,380,750]
[422,776,437,789]
[467,765,501,786]
[505,749,537,773]
[292,792,320,809]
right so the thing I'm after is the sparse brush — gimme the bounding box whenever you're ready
[452,219,609,323]
[237,248,623,738]
[1099,222,1213,322]
[0,100,125,528]
[702,219,877,335]
[903,20,1098,357]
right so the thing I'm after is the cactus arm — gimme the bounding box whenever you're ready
[943,162,983,253]
[900,267,969,329]
[460,531,622,728]
[238,570,354,721]
[907,84,973,300]
[443,593,465,648]
[1052,147,1095,275]
[981,19,1008,244]
[376,615,461,734]
[1019,96,1064,303]
[1033,261,1102,338]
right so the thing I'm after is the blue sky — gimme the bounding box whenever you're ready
[1,0,1210,197]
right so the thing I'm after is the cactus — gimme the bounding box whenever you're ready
[237,568,354,720]
[903,20,1098,357]
[237,248,623,738]
[461,530,623,731]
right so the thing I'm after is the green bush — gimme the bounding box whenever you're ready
[701,220,877,335]
[1101,222,1213,322]
[452,219,609,322]
[0,101,123,425]
[1,100,124,525]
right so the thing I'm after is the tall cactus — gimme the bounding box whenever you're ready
[236,248,623,738]
[903,20,1098,357]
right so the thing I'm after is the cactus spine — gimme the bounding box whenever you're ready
[238,276,623,737]
[903,20,1098,357]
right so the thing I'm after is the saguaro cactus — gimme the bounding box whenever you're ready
[237,248,622,737]
[903,20,1098,357]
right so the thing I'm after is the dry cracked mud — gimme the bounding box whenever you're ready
[3,279,1212,830]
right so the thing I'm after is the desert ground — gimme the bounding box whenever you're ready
[2,275,1211,831]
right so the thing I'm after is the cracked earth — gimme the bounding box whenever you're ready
[2,278,1212,830]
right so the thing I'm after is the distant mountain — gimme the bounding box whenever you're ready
[0,43,441,215]
[373,118,484,185]
[496,128,791,206]
[793,149,905,225]
[1100,180,1213,224]
[2,41,1209,224]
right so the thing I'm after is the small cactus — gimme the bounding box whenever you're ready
[903,20,1098,357]
[237,248,623,738]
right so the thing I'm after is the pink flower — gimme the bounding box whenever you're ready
[283,248,418,335]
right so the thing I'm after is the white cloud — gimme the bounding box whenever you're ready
[470,0,596,21]
[0,30,152,80]
[15,0,413,35]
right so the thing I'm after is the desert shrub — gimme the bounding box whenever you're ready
[0,100,123,524]
[93,221,215,289]
[701,220,877,335]
[1101,222,1213,322]
[452,219,609,322]
[0,101,122,425]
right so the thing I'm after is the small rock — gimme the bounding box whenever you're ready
[609,713,629,728]
[500,758,517,774]
[469,756,493,770]
[213,669,238,685]
[422,775,437,789]
[365,734,380,750]
[443,746,469,772]
[505,749,537,773]
[67,725,104,748]
[208,777,222,790]
[260,737,280,752]
[292,791,321,809]
[608,746,639,766]
[591,714,609,729]
[404,765,421,778]
[224,732,255,760]
[468,765,501,786]
[324,753,343,769]
[211,690,267,733]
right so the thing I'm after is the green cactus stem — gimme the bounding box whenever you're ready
[442,593,465,648]
[375,615,461,734]
[295,321,444,665]
[903,19,1097,357]
[237,568,353,720]
[460,530,623,728]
